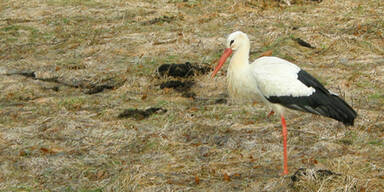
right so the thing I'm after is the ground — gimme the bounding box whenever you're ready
[0,0,384,191]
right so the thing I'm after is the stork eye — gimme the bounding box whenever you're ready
[230,40,234,46]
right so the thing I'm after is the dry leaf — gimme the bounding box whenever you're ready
[189,107,198,112]
[232,173,241,179]
[68,43,80,49]
[223,173,230,181]
[195,175,200,184]
[19,150,27,156]
[7,93,14,99]
[40,147,51,154]
[260,50,273,57]
[97,170,105,179]
[141,94,147,100]
[40,146,63,154]
[362,25,368,32]
[50,147,64,153]
[301,158,317,165]
[243,120,254,125]
[153,39,177,45]
[163,88,171,93]
[33,97,53,104]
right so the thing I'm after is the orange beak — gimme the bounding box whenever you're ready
[211,48,233,77]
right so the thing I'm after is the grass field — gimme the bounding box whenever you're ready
[1,0,384,191]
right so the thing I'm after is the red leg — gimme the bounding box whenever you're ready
[281,115,289,175]
[267,110,275,118]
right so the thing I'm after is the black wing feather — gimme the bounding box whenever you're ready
[266,70,357,126]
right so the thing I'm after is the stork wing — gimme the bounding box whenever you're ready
[251,57,356,125]
[251,57,316,99]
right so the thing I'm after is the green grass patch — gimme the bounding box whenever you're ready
[59,96,87,111]
[368,92,384,104]
[338,131,358,145]
[46,0,105,7]
[367,139,384,146]
[1,25,42,41]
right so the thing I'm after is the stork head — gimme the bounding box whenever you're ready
[226,31,249,51]
[211,31,249,77]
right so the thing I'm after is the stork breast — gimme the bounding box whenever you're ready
[227,69,263,102]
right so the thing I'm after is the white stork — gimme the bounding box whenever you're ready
[211,31,357,175]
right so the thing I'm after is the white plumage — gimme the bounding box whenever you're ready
[251,56,315,98]
[211,31,357,175]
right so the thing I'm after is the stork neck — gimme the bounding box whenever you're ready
[230,45,250,69]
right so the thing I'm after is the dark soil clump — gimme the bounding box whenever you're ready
[157,62,210,78]
[118,107,167,120]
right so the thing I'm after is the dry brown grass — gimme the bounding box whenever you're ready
[1,0,384,191]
